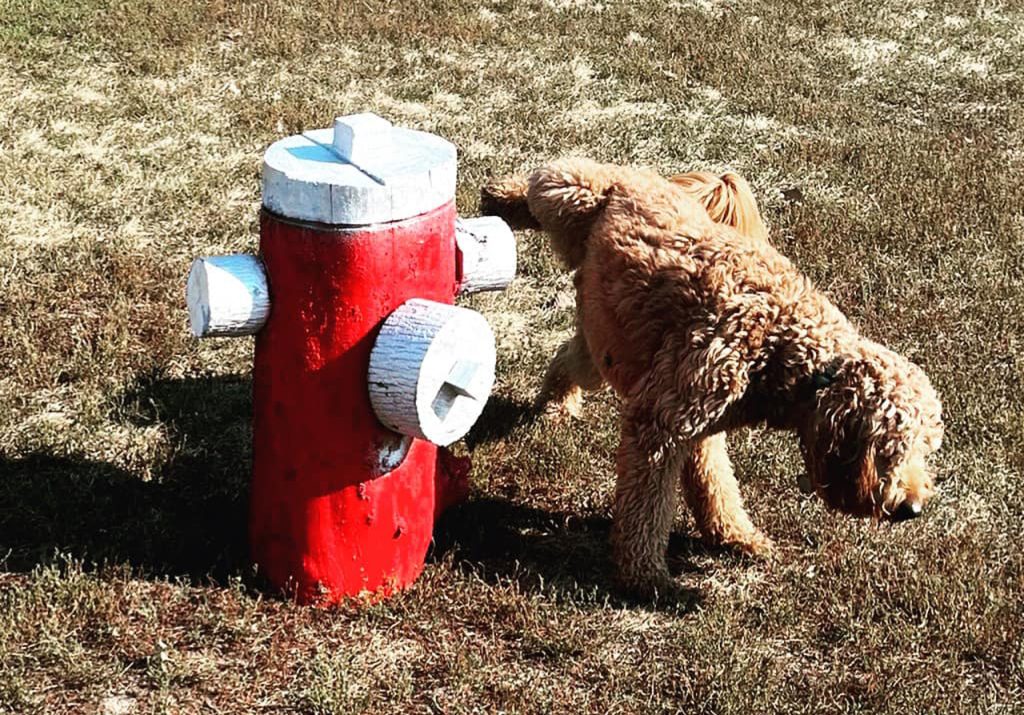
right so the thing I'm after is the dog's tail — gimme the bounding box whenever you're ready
[481,158,617,268]
[670,170,769,243]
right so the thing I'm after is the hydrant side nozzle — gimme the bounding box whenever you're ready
[455,216,517,295]
[186,254,270,338]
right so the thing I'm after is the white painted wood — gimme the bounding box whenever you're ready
[186,255,270,338]
[262,112,457,225]
[374,432,413,476]
[332,113,393,170]
[456,216,517,294]
[368,299,496,446]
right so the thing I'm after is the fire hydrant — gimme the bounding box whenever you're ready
[185,112,515,604]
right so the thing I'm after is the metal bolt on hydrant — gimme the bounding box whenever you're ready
[185,112,516,604]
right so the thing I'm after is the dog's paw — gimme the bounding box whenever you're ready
[535,387,584,422]
[724,531,775,559]
[618,573,699,609]
[701,528,775,559]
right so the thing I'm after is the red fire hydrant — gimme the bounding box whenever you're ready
[185,113,515,604]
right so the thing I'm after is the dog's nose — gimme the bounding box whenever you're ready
[890,499,923,522]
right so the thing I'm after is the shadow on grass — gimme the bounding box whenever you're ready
[1,376,700,609]
[0,374,252,582]
[463,394,538,449]
[431,496,707,613]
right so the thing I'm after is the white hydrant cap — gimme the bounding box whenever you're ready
[186,255,270,337]
[456,216,517,294]
[262,112,457,225]
[368,299,496,446]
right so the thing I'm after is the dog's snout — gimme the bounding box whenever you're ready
[890,499,923,523]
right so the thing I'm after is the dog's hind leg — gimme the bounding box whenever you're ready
[679,434,773,557]
[480,173,540,230]
[611,408,687,599]
[536,329,604,419]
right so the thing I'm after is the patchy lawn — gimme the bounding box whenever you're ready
[1,0,1023,712]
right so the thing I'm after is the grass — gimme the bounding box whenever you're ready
[1,0,1023,711]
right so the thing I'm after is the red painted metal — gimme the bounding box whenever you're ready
[250,202,466,604]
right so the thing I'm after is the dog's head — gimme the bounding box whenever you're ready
[800,347,943,521]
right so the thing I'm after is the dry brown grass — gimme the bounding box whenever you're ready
[2,0,1023,712]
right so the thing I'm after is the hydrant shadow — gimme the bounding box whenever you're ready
[0,373,252,582]
[431,497,707,613]
[2,373,708,610]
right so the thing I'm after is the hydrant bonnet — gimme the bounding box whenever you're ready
[262,113,457,225]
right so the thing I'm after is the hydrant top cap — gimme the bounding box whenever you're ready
[262,112,457,226]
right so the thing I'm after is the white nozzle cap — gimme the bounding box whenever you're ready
[367,299,496,446]
[456,216,517,294]
[186,254,270,338]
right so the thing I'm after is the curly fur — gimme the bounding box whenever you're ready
[482,158,944,598]
[483,164,771,420]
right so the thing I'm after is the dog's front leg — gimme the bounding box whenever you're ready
[611,409,689,601]
[679,433,774,557]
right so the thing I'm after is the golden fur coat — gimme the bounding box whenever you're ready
[483,158,943,598]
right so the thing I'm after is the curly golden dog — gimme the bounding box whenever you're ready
[481,159,944,598]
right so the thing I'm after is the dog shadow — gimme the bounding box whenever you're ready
[431,496,707,612]
[463,393,539,448]
[0,374,253,581]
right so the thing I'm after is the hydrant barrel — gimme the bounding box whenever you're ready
[251,206,458,603]
[250,114,470,603]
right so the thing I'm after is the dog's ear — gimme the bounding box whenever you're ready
[527,159,614,229]
[816,435,879,517]
[807,359,884,516]
[526,158,618,268]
